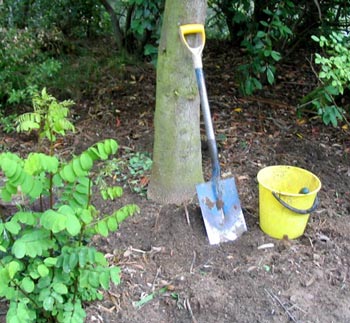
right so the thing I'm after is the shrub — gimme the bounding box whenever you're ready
[238,2,293,95]
[0,90,139,322]
[0,28,61,107]
[300,31,350,126]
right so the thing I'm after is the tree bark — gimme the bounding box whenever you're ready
[148,0,207,204]
[99,0,124,51]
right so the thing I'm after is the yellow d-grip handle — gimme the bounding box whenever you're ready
[179,24,206,53]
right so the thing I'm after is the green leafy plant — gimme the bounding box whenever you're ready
[299,32,349,126]
[16,88,75,150]
[96,150,152,196]
[0,110,17,134]
[0,91,139,322]
[239,2,293,95]
[0,28,61,107]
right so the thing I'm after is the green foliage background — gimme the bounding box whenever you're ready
[0,0,349,125]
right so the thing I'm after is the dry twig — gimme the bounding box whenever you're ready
[265,289,298,323]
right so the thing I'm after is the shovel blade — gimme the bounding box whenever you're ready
[196,177,247,245]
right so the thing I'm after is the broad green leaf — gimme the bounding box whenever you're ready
[12,229,53,259]
[271,50,281,61]
[88,270,100,288]
[79,209,93,224]
[6,301,34,323]
[94,251,107,265]
[37,264,49,277]
[107,217,118,231]
[5,220,21,234]
[1,187,12,202]
[60,165,76,183]
[72,158,86,177]
[11,241,26,259]
[96,221,108,237]
[102,140,112,155]
[72,191,87,207]
[115,204,139,224]
[63,300,86,323]
[78,248,88,268]
[110,266,121,285]
[4,181,18,195]
[87,247,96,264]
[58,204,74,216]
[44,257,57,267]
[52,173,63,186]
[43,296,55,311]
[66,212,81,236]
[14,211,36,225]
[267,67,275,84]
[21,277,35,293]
[52,282,68,295]
[79,153,93,171]
[20,174,35,194]
[1,158,19,178]
[28,180,43,198]
[79,269,89,287]
[109,139,118,153]
[8,261,20,279]
[69,252,79,270]
[97,143,108,160]
[63,253,72,273]
[87,147,100,160]
[76,183,89,194]
[41,209,67,233]
[51,290,64,304]
[38,276,51,290]
[99,270,110,290]
[11,168,25,185]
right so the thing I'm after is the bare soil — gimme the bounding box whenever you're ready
[1,43,350,323]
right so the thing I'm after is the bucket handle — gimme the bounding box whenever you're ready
[272,192,319,215]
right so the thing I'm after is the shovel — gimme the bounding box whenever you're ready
[179,24,247,245]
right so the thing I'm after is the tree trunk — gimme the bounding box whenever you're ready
[148,0,207,204]
[99,0,124,51]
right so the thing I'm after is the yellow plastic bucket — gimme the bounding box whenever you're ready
[257,165,321,239]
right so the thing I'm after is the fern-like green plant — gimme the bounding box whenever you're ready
[16,88,75,152]
[0,93,139,322]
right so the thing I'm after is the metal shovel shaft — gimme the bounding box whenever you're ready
[195,67,221,192]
